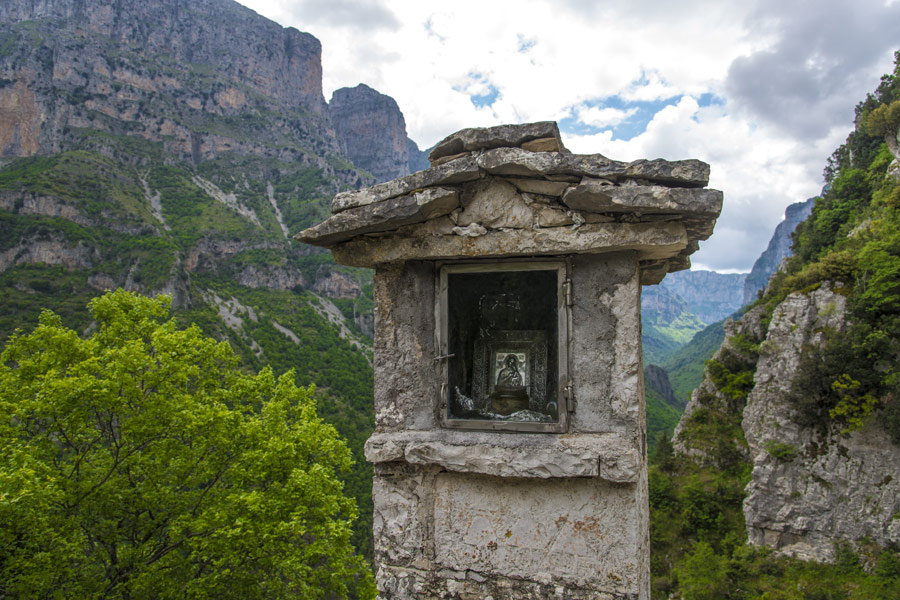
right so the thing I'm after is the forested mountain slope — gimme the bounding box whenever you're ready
[0,0,427,555]
[648,53,900,599]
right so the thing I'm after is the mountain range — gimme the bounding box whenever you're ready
[0,0,840,575]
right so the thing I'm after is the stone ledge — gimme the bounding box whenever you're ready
[365,430,640,482]
[296,187,459,245]
[562,181,723,216]
[331,221,687,268]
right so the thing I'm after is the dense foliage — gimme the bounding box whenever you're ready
[0,290,376,599]
[764,53,900,442]
[0,131,379,559]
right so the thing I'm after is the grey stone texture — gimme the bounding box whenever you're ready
[329,156,481,213]
[331,221,688,269]
[742,284,900,561]
[428,121,567,163]
[296,122,722,599]
[298,187,459,245]
[299,121,721,283]
[365,430,640,482]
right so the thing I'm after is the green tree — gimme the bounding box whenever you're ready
[0,290,375,599]
[864,99,900,161]
[674,542,729,600]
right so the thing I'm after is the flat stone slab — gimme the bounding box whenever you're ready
[329,148,709,215]
[562,180,723,216]
[331,155,481,213]
[429,121,565,163]
[297,187,459,245]
[476,147,709,186]
[330,220,688,267]
[365,430,640,482]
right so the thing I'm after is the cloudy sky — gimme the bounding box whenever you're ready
[238,0,899,273]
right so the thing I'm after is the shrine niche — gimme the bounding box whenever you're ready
[295,121,722,600]
[439,261,565,431]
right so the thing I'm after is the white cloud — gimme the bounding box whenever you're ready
[620,72,679,103]
[577,106,637,128]
[564,97,843,271]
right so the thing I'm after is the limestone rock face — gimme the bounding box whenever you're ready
[644,364,679,408]
[743,198,815,304]
[0,0,325,114]
[673,282,900,561]
[0,0,344,168]
[234,265,305,290]
[743,284,900,561]
[329,84,414,182]
[312,271,361,299]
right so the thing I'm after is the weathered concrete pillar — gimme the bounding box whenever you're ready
[296,121,721,599]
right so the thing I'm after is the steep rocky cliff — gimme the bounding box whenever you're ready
[645,364,679,409]
[328,83,427,182]
[742,284,900,561]
[0,0,339,163]
[673,282,900,561]
[742,198,815,304]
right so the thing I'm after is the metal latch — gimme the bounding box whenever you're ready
[433,353,455,361]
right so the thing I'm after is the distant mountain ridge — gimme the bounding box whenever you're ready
[742,198,815,304]
[659,269,746,323]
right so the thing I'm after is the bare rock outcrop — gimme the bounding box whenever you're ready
[0,236,97,272]
[312,271,361,299]
[235,265,304,290]
[644,364,679,408]
[329,84,415,182]
[742,284,900,561]
[673,281,900,561]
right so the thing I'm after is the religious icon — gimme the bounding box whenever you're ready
[496,353,524,388]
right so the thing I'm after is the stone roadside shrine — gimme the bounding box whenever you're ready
[295,121,722,599]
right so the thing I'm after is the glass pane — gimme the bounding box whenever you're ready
[447,269,559,422]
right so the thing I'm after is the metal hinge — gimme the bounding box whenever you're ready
[562,380,575,412]
[564,279,573,307]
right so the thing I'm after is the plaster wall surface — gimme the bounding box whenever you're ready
[373,261,438,431]
[368,251,649,599]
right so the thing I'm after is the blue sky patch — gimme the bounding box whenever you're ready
[453,72,500,108]
[517,34,536,53]
[559,93,725,141]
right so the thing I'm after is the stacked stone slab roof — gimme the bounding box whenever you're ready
[295,121,722,284]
